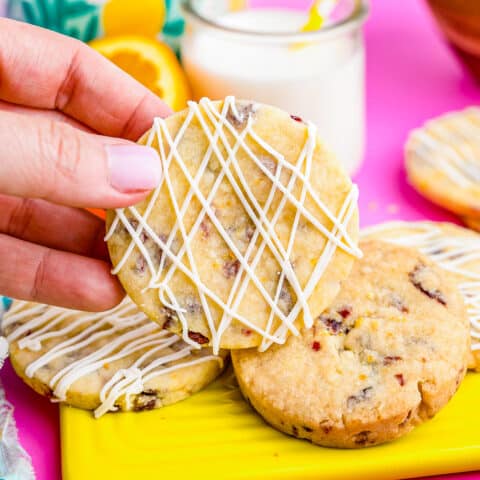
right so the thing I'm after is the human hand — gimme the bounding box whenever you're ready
[0,19,172,311]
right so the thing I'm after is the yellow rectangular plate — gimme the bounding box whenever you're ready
[61,372,480,480]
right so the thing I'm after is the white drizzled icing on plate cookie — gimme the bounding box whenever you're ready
[2,298,223,418]
[105,97,361,353]
[362,221,480,360]
[407,107,480,188]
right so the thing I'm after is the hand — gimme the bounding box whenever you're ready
[0,19,172,311]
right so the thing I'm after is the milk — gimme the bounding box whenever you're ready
[182,8,366,174]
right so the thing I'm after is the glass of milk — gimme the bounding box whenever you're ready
[181,0,369,175]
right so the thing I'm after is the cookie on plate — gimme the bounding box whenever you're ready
[232,240,470,448]
[363,221,480,371]
[2,298,226,417]
[463,216,480,232]
[405,107,480,217]
[106,96,361,353]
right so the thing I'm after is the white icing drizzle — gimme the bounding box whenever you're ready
[362,221,480,352]
[408,107,480,188]
[2,299,222,418]
[105,96,361,353]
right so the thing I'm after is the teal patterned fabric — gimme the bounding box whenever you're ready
[6,0,101,42]
[162,0,185,54]
[164,0,185,37]
[0,293,34,480]
[5,0,186,51]
[0,297,12,314]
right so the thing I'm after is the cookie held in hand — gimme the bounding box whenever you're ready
[106,97,360,352]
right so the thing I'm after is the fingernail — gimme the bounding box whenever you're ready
[106,145,161,193]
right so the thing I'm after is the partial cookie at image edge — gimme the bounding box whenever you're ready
[3,298,227,417]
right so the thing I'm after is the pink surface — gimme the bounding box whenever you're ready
[355,0,478,228]
[1,1,480,479]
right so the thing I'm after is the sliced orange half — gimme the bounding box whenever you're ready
[89,35,192,112]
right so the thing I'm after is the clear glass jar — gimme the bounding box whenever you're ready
[181,0,369,175]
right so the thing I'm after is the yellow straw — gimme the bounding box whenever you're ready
[290,0,339,50]
[301,0,326,33]
[228,0,246,12]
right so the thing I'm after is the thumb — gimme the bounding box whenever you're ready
[0,111,161,208]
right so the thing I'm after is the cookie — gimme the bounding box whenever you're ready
[405,107,480,217]
[363,220,480,371]
[106,96,360,353]
[2,298,226,417]
[232,240,470,448]
[463,216,480,232]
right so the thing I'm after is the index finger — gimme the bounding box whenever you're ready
[0,18,172,140]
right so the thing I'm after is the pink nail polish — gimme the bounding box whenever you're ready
[106,145,161,193]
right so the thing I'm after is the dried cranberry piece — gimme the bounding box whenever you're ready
[389,294,409,313]
[290,115,304,123]
[320,316,348,335]
[279,282,294,314]
[338,306,352,318]
[129,219,139,230]
[184,297,202,315]
[134,256,146,274]
[259,155,277,175]
[408,263,447,306]
[133,392,157,412]
[394,373,405,386]
[126,220,150,243]
[312,341,321,351]
[160,307,178,329]
[347,386,373,409]
[353,430,373,445]
[223,259,240,278]
[383,355,402,365]
[188,331,209,345]
[245,224,255,242]
[200,218,210,238]
[321,424,333,434]
[142,389,156,395]
[226,103,256,128]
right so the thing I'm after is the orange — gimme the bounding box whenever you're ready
[89,35,192,111]
[102,0,166,37]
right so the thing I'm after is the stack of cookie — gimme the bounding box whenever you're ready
[405,107,480,231]
[3,298,227,418]
[2,98,477,450]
